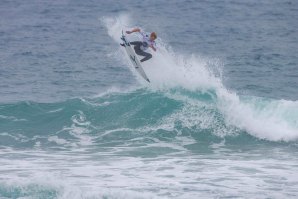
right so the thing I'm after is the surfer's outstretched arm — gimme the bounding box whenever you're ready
[126,28,140,34]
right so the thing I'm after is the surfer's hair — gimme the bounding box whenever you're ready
[151,32,157,39]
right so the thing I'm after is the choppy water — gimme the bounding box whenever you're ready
[1,0,298,198]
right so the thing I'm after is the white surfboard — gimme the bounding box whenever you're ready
[121,31,150,83]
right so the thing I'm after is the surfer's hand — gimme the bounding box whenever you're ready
[151,45,156,52]
[126,31,132,34]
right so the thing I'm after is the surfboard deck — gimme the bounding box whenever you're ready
[121,31,150,83]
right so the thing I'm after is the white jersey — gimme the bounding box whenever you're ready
[139,31,156,51]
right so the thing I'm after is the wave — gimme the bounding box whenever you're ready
[0,86,297,152]
[100,14,298,142]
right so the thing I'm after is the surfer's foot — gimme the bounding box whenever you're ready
[120,43,125,47]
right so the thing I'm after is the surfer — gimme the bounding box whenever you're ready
[121,28,157,62]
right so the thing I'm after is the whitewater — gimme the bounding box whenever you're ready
[1,0,298,198]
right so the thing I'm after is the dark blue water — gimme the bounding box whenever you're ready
[1,0,298,198]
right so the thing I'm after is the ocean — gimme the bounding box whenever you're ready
[1,0,298,198]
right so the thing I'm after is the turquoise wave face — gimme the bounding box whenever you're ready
[0,183,58,199]
[1,88,297,152]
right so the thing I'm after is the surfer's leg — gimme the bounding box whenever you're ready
[131,42,152,62]
[130,41,142,46]
[139,52,152,62]
[131,42,144,55]
[134,46,152,62]
[133,44,144,55]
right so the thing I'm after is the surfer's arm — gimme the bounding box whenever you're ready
[150,45,156,52]
[126,28,140,34]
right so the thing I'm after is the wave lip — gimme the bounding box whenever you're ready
[218,90,298,141]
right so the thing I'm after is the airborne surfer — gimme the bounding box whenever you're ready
[121,28,157,62]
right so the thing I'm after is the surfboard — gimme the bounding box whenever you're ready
[121,31,150,83]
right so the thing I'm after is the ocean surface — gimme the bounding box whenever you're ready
[1,0,298,198]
